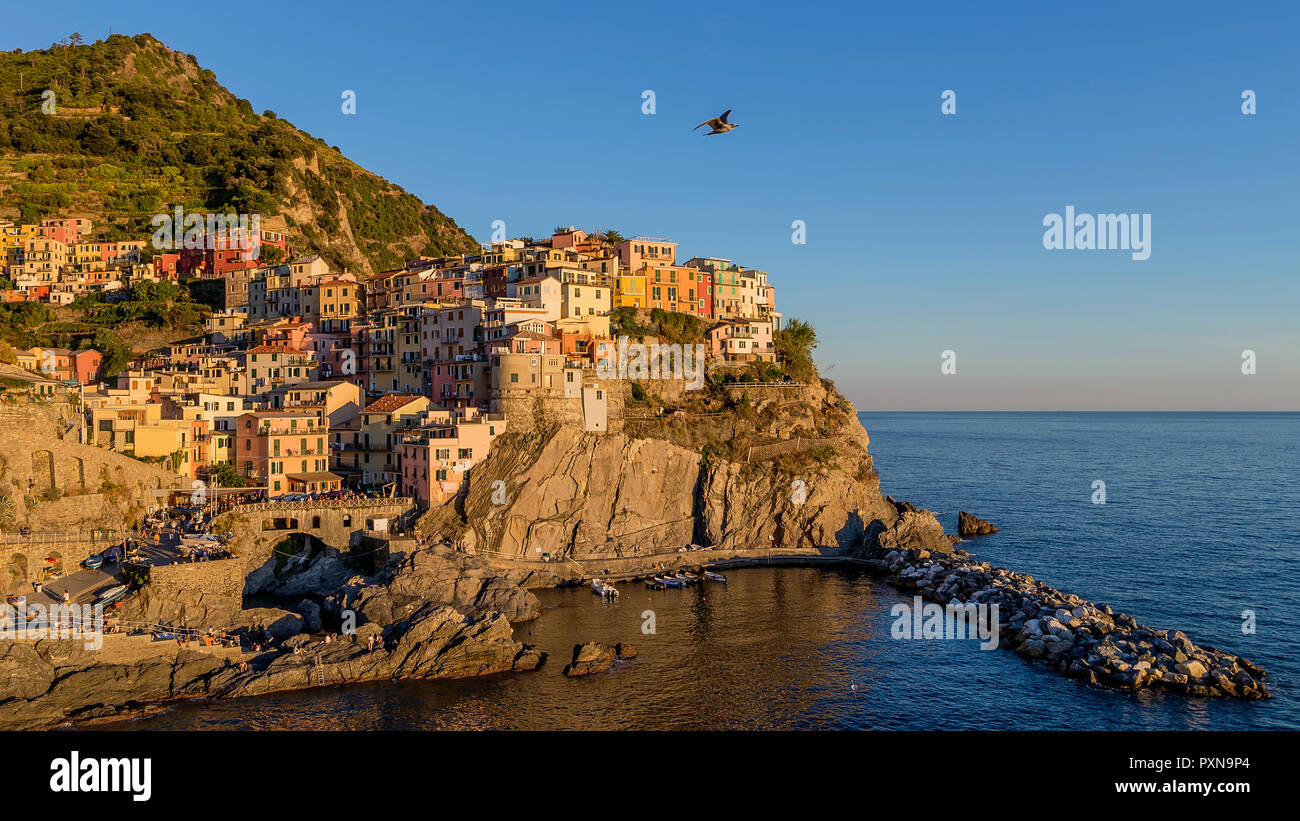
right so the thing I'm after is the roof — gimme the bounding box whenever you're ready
[0,363,61,385]
[286,472,342,483]
[247,345,308,355]
[362,393,427,414]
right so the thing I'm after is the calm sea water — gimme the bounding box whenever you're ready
[99,413,1298,730]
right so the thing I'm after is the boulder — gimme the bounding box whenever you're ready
[957,511,998,537]
[563,641,618,677]
[233,608,304,642]
[293,599,323,634]
[351,546,541,625]
[512,646,546,672]
[1174,659,1209,680]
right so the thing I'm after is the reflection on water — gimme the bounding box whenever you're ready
[96,566,1273,730]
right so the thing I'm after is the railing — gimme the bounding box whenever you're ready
[745,436,837,462]
[0,530,122,546]
[217,497,414,517]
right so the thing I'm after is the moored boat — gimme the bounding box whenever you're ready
[590,578,618,597]
[704,571,727,583]
[95,584,129,605]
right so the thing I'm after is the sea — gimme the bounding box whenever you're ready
[97,412,1298,730]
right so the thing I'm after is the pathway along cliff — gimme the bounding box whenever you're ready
[0,377,1269,729]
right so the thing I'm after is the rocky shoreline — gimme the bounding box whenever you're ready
[0,545,548,731]
[866,545,1270,699]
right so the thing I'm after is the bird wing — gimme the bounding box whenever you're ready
[693,119,717,131]
[719,109,732,123]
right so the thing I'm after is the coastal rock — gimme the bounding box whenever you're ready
[869,540,1270,700]
[615,642,638,659]
[270,550,354,598]
[293,599,323,634]
[233,608,305,642]
[346,546,541,625]
[1174,659,1209,680]
[512,645,547,672]
[957,511,998,537]
[562,641,619,677]
[115,583,240,631]
[870,507,958,556]
[430,420,908,560]
[0,597,541,731]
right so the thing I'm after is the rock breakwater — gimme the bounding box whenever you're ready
[871,547,1270,699]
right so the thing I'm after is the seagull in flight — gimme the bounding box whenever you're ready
[693,109,738,135]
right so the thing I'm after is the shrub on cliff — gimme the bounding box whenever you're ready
[775,318,818,382]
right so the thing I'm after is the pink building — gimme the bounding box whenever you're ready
[709,318,776,363]
[399,414,506,508]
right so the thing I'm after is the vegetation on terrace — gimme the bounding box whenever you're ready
[0,33,479,273]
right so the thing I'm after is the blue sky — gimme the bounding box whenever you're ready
[6,1,1299,409]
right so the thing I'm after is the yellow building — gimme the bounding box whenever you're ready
[614,268,648,309]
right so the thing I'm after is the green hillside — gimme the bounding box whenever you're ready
[0,33,480,273]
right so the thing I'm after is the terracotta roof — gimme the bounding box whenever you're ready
[362,393,427,414]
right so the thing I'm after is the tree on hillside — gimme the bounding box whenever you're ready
[775,318,818,382]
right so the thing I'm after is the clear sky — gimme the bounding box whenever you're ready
[5,1,1299,410]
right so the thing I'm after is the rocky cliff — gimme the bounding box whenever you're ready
[0,602,543,730]
[2,544,544,729]
[423,378,955,561]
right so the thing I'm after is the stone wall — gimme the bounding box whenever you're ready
[0,400,177,533]
[494,378,626,434]
[148,559,244,606]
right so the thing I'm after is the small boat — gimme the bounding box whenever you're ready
[96,585,129,605]
[590,578,618,598]
[83,554,104,570]
[673,573,696,585]
[705,571,727,583]
[658,576,684,588]
[680,571,703,582]
[645,578,665,590]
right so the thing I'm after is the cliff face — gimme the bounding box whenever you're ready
[425,381,954,561]
[0,602,541,730]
